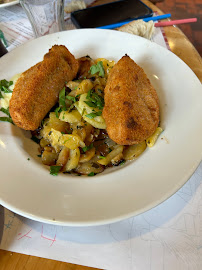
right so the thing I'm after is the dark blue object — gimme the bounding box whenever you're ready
[97,13,171,29]
[71,0,153,28]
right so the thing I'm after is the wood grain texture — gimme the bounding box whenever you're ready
[0,250,98,270]
[0,0,201,269]
[156,0,202,56]
[143,0,202,82]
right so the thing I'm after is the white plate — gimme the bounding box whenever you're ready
[0,0,19,8]
[0,29,202,226]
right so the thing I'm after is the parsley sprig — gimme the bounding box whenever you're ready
[55,87,80,118]
[0,107,14,124]
[59,87,66,111]
[82,143,93,153]
[50,166,62,176]
[85,89,104,110]
[85,111,102,119]
[0,80,14,124]
[88,172,95,176]
[54,87,66,117]
[0,79,13,98]
[89,61,105,77]
[84,89,104,119]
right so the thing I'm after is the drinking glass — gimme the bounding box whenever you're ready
[0,40,8,57]
[19,0,65,37]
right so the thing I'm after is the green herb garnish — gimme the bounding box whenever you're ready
[0,79,13,100]
[89,61,105,77]
[84,101,97,108]
[0,107,10,116]
[98,155,106,159]
[0,80,14,123]
[82,143,93,153]
[66,95,76,102]
[55,88,81,117]
[1,86,12,93]
[0,79,13,95]
[63,138,71,144]
[54,106,62,118]
[85,111,102,119]
[0,116,14,124]
[68,103,75,113]
[85,89,104,110]
[50,166,62,176]
[84,89,104,119]
[59,87,66,111]
[88,172,95,176]
[0,107,14,124]
[66,94,80,103]
[119,160,126,166]
[64,94,80,113]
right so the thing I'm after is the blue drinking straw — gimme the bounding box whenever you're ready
[97,14,171,29]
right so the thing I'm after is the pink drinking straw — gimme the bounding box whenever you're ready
[155,18,197,27]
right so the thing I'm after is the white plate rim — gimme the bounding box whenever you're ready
[0,29,202,226]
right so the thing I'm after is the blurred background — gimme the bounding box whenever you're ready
[155,0,201,56]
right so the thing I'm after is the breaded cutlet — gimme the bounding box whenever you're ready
[102,55,159,145]
[9,45,79,130]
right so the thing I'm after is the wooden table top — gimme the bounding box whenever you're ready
[0,0,201,269]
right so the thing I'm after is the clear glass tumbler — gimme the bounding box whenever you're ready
[0,39,8,57]
[19,0,65,37]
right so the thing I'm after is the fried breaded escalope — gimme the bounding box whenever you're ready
[102,55,159,145]
[9,45,79,130]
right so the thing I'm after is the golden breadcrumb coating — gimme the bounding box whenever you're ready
[9,45,79,130]
[102,55,159,145]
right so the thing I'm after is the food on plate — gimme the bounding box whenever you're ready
[146,127,163,147]
[77,56,95,79]
[0,46,162,176]
[9,45,79,131]
[102,55,160,145]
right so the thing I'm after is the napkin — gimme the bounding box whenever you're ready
[118,19,155,40]
[64,0,86,14]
